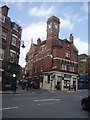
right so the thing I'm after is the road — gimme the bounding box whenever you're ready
[1,89,89,118]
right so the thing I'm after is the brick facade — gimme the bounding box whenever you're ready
[78,54,88,75]
[25,16,78,91]
[0,5,22,90]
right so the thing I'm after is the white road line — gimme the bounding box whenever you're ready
[0,107,18,111]
[37,101,61,106]
[34,98,60,102]
[12,97,39,100]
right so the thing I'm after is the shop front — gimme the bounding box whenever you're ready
[64,74,71,90]
[41,72,78,91]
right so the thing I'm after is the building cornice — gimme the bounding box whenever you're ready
[53,57,78,64]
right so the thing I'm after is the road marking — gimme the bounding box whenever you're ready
[37,101,61,106]
[34,98,60,102]
[12,97,39,100]
[0,107,18,111]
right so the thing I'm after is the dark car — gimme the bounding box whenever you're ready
[81,96,90,111]
[29,81,39,89]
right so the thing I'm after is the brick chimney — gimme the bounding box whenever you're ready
[37,38,41,45]
[1,5,9,16]
[69,34,74,44]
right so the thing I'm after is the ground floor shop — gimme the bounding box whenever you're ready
[40,71,78,91]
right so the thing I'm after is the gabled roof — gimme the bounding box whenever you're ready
[59,38,78,53]
[40,40,46,45]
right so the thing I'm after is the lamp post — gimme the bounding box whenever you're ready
[20,40,25,48]
[5,40,25,91]
[12,73,17,92]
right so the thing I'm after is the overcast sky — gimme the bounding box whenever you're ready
[1,1,89,67]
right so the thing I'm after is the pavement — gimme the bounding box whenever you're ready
[0,87,35,94]
[0,84,88,95]
[0,89,88,94]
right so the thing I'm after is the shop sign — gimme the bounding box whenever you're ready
[64,74,71,80]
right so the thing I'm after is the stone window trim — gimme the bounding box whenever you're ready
[12,36,17,46]
[2,31,7,40]
[61,64,67,71]
[0,48,4,60]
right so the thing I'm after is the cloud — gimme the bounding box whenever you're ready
[22,21,47,42]
[60,18,74,30]
[81,2,88,14]
[74,37,88,55]
[60,4,88,31]
[28,5,56,17]
[19,21,47,67]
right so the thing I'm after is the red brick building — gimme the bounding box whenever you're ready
[0,5,22,90]
[25,16,78,91]
[78,54,88,75]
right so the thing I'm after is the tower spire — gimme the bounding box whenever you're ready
[31,38,33,47]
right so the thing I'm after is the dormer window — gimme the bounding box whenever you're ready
[0,14,5,23]
[12,23,18,32]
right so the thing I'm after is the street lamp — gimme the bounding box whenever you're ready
[13,74,16,78]
[20,40,25,48]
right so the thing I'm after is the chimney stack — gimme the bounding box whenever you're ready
[37,38,41,45]
[1,5,9,16]
[69,34,74,44]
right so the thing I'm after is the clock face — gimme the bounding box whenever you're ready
[54,23,58,30]
[48,22,52,29]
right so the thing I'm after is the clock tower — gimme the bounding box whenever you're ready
[47,16,60,40]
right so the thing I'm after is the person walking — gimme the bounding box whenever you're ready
[69,84,71,91]
[74,84,76,91]
[26,81,29,92]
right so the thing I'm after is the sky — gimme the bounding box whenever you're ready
[1,1,89,67]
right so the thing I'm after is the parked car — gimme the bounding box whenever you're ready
[81,96,90,111]
[29,81,39,89]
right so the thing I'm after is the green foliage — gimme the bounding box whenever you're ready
[6,62,21,75]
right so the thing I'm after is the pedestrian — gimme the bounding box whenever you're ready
[22,81,25,90]
[74,85,76,91]
[26,81,29,92]
[69,84,71,90]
